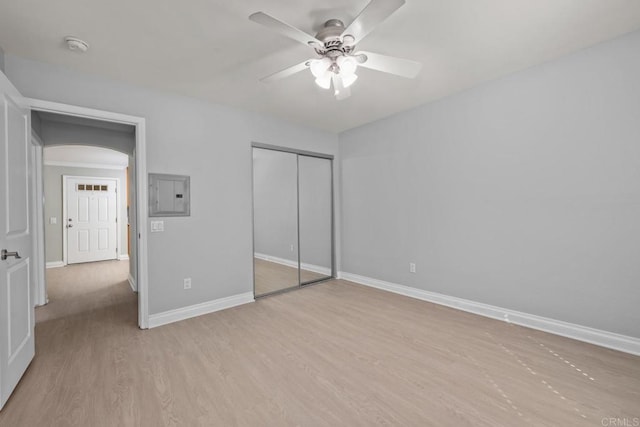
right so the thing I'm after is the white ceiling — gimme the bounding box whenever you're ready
[44,145,129,168]
[1,0,639,132]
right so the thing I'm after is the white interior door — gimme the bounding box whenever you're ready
[66,177,118,264]
[0,73,35,410]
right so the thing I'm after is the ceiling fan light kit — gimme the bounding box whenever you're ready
[249,0,422,100]
[310,54,359,92]
[315,74,332,90]
[310,57,333,78]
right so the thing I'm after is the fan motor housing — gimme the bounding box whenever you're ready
[315,19,344,41]
[315,19,354,57]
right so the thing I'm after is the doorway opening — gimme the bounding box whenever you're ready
[37,141,132,321]
[28,100,149,328]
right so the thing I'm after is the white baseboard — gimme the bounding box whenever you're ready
[128,274,137,292]
[339,272,640,356]
[118,254,130,261]
[148,292,255,329]
[255,252,332,276]
[46,261,65,269]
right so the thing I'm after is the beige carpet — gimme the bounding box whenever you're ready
[0,261,638,426]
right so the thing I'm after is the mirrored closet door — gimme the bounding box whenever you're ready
[298,155,333,285]
[252,144,334,297]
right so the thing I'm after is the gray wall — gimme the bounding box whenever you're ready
[41,119,134,155]
[44,165,128,263]
[5,54,339,314]
[299,155,332,269]
[253,149,333,269]
[339,31,640,338]
[253,148,298,262]
[31,111,42,138]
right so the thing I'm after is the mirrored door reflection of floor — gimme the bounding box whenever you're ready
[254,258,327,296]
[37,260,134,323]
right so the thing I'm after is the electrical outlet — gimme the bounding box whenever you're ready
[409,263,416,273]
[183,278,192,290]
[290,244,294,252]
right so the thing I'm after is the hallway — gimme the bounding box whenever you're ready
[37,260,134,323]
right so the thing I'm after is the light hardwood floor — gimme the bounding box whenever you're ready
[36,259,131,323]
[0,261,638,426]
[254,258,328,296]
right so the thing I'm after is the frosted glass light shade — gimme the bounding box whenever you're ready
[342,73,358,88]
[315,72,332,89]
[310,58,332,78]
[337,56,357,77]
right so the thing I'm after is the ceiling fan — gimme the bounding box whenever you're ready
[249,0,422,100]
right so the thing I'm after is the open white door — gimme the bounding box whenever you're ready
[0,73,35,410]
[65,177,118,264]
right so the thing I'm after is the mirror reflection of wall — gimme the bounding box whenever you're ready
[299,155,332,284]
[253,148,299,295]
[252,145,334,297]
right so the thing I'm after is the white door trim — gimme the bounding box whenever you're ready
[44,160,127,170]
[26,98,150,329]
[62,175,121,265]
[30,133,47,306]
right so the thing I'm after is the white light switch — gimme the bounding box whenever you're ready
[150,220,164,232]
[50,217,57,225]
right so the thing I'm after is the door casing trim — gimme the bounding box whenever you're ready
[26,98,150,329]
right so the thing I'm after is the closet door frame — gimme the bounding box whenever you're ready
[251,142,335,298]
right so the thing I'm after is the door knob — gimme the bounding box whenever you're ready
[1,249,21,260]
[68,224,73,228]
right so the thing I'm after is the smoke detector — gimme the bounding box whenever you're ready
[64,37,89,52]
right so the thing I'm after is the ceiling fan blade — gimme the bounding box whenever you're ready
[249,12,323,47]
[356,51,421,78]
[260,60,311,83]
[342,0,405,44]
